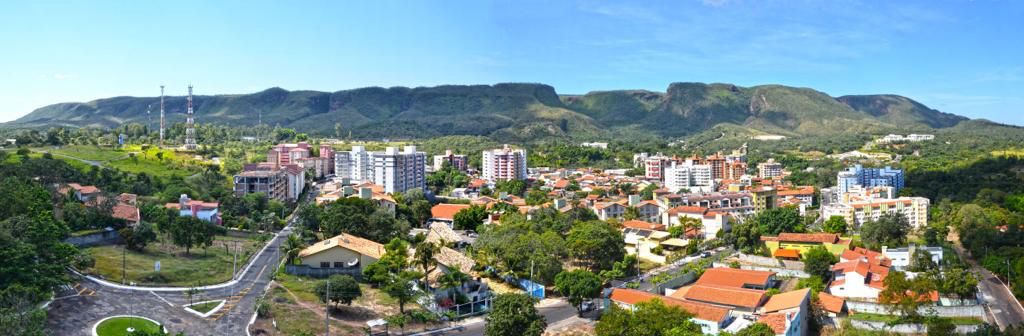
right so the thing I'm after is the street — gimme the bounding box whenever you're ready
[950,236,1024,330]
[444,299,586,336]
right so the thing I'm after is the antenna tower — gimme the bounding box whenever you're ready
[184,85,197,150]
[159,85,165,146]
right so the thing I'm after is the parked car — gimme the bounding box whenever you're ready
[580,300,595,312]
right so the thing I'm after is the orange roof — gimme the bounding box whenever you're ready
[817,293,846,314]
[609,288,730,322]
[841,247,890,267]
[469,179,486,188]
[430,204,471,220]
[667,206,708,215]
[758,313,790,334]
[695,268,775,288]
[832,259,890,289]
[298,233,385,260]
[776,186,815,196]
[762,288,809,313]
[682,284,766,309]
[67,183,101,194]
[622,220,666,231]
[776,233,840,244]
[111,203,140,222]
[553,179,570,189]
[774,248,801,259]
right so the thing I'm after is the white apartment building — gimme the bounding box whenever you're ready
[373,146,427,194]
[335,145,374,182]
[664,161,715,193]
[481,144,527,182]
[822,196,930,228]
[757,158,784,179]
[882,245,943,271]
[432,149,468,172]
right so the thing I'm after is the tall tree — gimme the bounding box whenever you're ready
[753,207,803,235]
[595,299,702,336]
[554,270,602,315]
[566,220,625,272]
[822,216,848,234]
[280,234,306,265]
[803,246,838,280]
[315,274,362,308]
[484,294,547,336]
[453,205,488,231]
[860,213,910,250]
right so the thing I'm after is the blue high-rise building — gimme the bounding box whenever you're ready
[836,164,904,194]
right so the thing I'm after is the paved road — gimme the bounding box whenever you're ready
[445,299,585,336]
[45,183,319,335]
[950,236,1024,330]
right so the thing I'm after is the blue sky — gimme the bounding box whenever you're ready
[1,0,1022,125]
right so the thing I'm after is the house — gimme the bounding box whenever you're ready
[165,194,221,224]
[430,203,471,228]
[882,245,943,271]
[422,222,468,247]
[694,268,775,290]
[607,288,733,335]
[632,199,663,222]
[676,284,767,312]
[621,220,671,264]
[297,233,385,274]
[60,183,102,202]
[593,201,626,221]
[829,256,890,300]
[761,233,852,258]
[817,292,847,317]
[759,288,810,336]
[663,206,731,240]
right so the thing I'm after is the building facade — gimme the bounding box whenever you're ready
[481,144,527,182]
[758,159,784,179]
[664,161,715,193]
[432,149,468,172]
[836,165,905,194]
[373,146,427,194]
[335,145,374,182]
[233,169,288,201]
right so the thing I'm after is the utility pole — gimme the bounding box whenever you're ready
[122,244,127,285]
[325,279,330,336]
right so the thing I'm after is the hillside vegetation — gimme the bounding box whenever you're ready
[6,82,978,141]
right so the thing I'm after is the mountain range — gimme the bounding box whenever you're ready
[4,82,977,141]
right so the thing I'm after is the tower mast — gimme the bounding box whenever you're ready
[184,84,197,150]
[159,85,165,147]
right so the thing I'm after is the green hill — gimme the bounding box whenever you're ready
[5,82,981,140]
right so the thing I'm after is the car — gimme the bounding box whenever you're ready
[700,251,712,258]
[580,300,595,312]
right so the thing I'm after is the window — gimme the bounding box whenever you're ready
[320,262,330,268]
[334,262,344,268]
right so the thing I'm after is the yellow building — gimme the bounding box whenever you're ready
[761,233,851,259]
[298,233,385,272]
[751,187,777,212]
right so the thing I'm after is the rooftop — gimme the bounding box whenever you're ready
[298,233,385,260]
[695,268,775,288]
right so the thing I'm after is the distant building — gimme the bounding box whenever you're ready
[233,169,288,201]
[481,144,527,182]
[373,146,426,194]
[166,194,221,224]
[580,142,608,149]
[758,159,784,179]
[432,149,468,172]
[882,245,943,271]
[334,145,374,182]
[837,165,904,194]
[761,233,852,258]
[267,142,311,168]
[664,161,715,194]
[319,143,335,175]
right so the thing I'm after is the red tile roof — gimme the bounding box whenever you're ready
[430,204,471,220]
[667,206,708,215]
[609,288,730,322]
[832,258,890,289]
[776,233,840,243]
[682,284,766,309]
[622,220,666,231]
[111,203,140,223]
[762,288,809,313]
[695,268,775,288]
[774,248,801,259]
[758,313,790,334]
[817,293,846,314]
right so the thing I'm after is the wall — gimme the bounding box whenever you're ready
[845,300,985,318]
[284,265,363,279]
[850,320,980,334]
[64,230,121,247]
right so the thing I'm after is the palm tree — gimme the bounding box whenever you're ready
[438,270,470,307]
[413,241,440,287]
[280,234,305,265]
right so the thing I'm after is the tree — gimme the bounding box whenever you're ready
[803,246,838,280]
[320,198,409,243]
[730,220,762,254]
[119,222,157,251]
[595,299,702,336]
[753,207,802,235]
[879,271,935,321]
[413,241,440,286]
[438,270,470,304]
[280,234,305,265]
[294,202,322,232]
[315,274,362,308]
[495,179,527,197]
[453,205,488,231]
[566,220,625,272]
[930,268,979,301]
[484,294,547,336]
[909,249,937,272]
[860,213,910,250]
[822,216,848,234]
[167,216,217,255]
[383,270,422,314]
[927,316,956,336]
[363,239,411,286]
[733,322,776,336]
[554,270,602,316]
[623,206,641,220]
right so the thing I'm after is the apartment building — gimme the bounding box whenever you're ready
[822,196,930,228]
[334,145,374,182]
[319,143,335,175]
[836,165,905,194]
[266,142,311,167]
[233,169,287,201]
[664,161,715,193]
[373,146,427,194]
[757,159,784,179]
[432,149,468,172]
[481,144,527,182]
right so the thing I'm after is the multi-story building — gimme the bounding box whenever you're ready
[664,161,715,193]
[822,196,930,228]
[704,152,727,180]
[432,149,468,172]
[751,187,777,212]
[481,144,527,182]
[233,169,287,201]
[282,164,306,201]
[319,143,335,175]
[836,165,904,194]
[267,142,312,168]
[671,192,755,218]
[296,156,329,179]
[335,145,374,182]
[757,159,784,179]
[373,146,426,194]
[882,245,943,271]
[644,155,673,180]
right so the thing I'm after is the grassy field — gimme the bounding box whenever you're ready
[187,300,223,314]
[849,312,984,325]
[107,156,195,178]
[50,145,127,161]
[84,236,260,286]
[95,317,162,336]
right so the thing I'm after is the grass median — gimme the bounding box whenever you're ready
[84,235,260,286]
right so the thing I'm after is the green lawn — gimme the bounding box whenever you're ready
[84,236,259,286]
[276,272,403,313]
[187,300,223,314]
[50,145,127,162]
[106,156,196,178]
[849,312,984,325]
[95,317,162,336]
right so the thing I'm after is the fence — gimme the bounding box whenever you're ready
[712,262,810,278]
[64,229,120,247]
[850,320,981,334]
[845,300,985,318]
[283,265,362,279]
[649,271,696,295]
